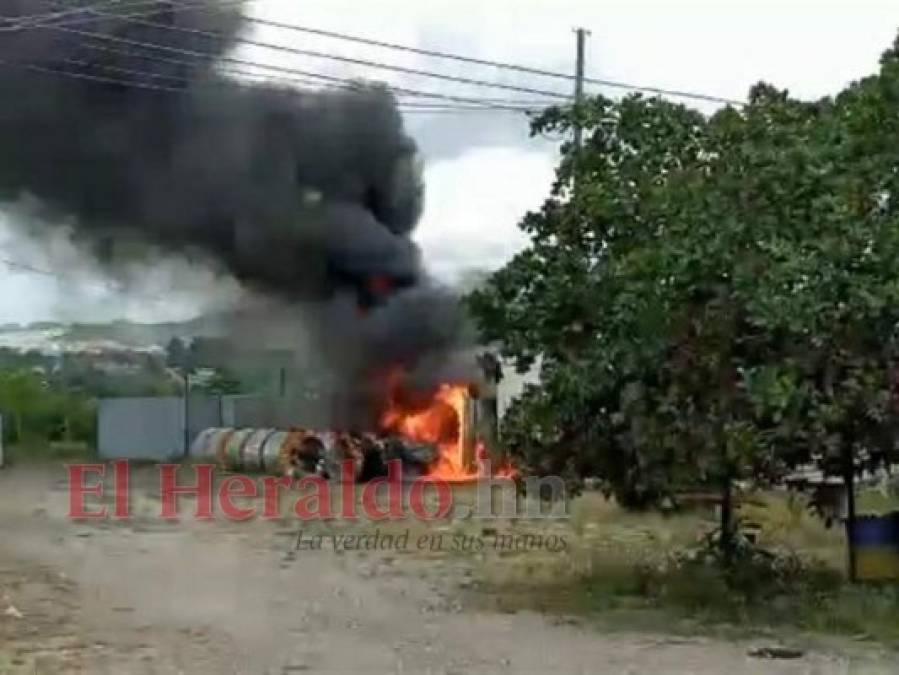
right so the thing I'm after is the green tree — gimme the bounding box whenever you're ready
[0,369,45,443]
[165,336,191,372]
[196,369,245,396]
[469,37,899,562]
[0,368,96,450]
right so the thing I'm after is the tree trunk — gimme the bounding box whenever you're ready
[13,411,22,444]
[720,470,734,565]
[843,446,857,583]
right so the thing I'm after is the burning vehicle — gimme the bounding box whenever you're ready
[190,367,506,482]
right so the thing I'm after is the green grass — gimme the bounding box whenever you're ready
[261,479,899,646]
[857,487,899,516]
[3,439,94,463]
[455,489,899,647]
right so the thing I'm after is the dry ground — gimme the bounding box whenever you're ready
[0,463,895,674]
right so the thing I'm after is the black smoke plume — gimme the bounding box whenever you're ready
[0,1,472,410]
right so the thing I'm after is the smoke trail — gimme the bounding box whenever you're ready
[0,1,469,392]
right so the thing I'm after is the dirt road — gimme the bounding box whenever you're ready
[0,465,894,673]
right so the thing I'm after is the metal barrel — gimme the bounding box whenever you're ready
[850,512,899,581]
[265,430,312,476]
[282,430,323,478]
[223,428,255,471]
[189,428,221,460]
[319,432,363,482]
[190,428,235,464]
[241,428,276,472]
[261,431,290,475]
[193,427,365,480]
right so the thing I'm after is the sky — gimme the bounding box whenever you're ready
[1,0,897,324]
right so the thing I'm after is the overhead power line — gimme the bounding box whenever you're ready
[1,256,62,278]
[0,255,172,303]
[1,0,188,32]
[1,0,253,33]
[397,106,529,114]
[18,1,742,107]
[0,54,187,93]
[239,16,744,107]
[51,50,536,114]
[37,24,554,110]
[69,8,576,100]
[55,53,191,87]
[0,0,122,31]
[2,46,546,117]
[66,37,553,108]
[7,2,744,109]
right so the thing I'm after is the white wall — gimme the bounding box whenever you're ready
[497,358,541,421]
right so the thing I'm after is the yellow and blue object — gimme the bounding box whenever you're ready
[850,513,899,581]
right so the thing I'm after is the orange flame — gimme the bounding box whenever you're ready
[476,440,518,480]
[380,375,519,482]
[380,382,479,481]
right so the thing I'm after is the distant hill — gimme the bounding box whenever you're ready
[0,316,224,353]
[0,307,312,355]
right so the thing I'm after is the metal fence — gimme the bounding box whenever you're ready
[98,397,184,461]
[97,394,331,461]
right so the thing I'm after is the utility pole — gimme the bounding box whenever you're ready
[182,369,190,459]
[573,27,590,151]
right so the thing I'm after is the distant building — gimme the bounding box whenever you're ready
[496,357,541,420]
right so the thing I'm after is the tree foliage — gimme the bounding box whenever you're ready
[0,368,95,448]
[468,37,899,509]
[0,346,182,452]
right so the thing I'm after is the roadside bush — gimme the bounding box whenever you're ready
[609,532,899,642]
[0,368,96,458]
[637,531,840,607]
[800,585,899,643]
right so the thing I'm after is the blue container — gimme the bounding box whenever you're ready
[849,512,899,581]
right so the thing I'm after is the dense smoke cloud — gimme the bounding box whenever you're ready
[0,1,471,397]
